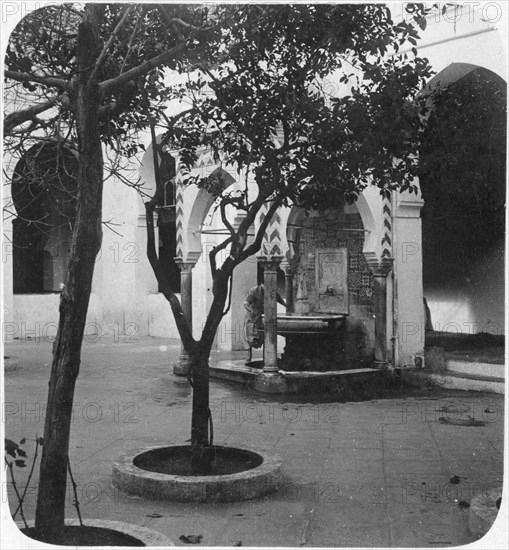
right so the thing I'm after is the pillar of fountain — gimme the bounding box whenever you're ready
[254,257,287,393]
[371,256,393,369]
[281,260,295,314]
[294,273,310,315]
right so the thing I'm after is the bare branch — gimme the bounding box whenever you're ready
[102,219,124,237]
[119,6,145,74]
[4,71,70,92]
[91,4,136,82]
[145,200,198,358]
[239,195,285,262]
[220,200,235,238]
[157,6,216,33]
[230,191,267,257]
[4,95,67,134]
[61,4,84,18]
[209,235,233,276]
[99,42,186,95]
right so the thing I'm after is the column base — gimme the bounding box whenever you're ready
[173,356,192,376]
[253,372,287,394]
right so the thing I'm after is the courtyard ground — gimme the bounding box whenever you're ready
[2,336,506,548]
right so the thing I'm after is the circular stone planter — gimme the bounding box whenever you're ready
[16,518,172,546]
[113,445,283,502]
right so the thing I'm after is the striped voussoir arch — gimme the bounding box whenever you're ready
[267,209,282,257]
[175,167,185,260]
[259,202,282,258]
[381,192,392,259]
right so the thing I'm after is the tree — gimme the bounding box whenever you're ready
[4,3,228,540]
[4,2,434,540]
[145,4,433,461]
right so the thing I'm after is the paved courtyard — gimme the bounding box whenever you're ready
[2,336,506,547]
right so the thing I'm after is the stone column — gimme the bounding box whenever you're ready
[371,257,393,369]
[254,257,286,393]
[173,260,194,376]
[262,259,280,372]
[281,260,294,314]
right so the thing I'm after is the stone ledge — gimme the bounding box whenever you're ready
[209,361,258,385]
[281,367,377,378]
[210,359,388,394]
[446,360,505,379]
[402,369,505,394]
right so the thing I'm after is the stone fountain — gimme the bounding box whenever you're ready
[252,248,353,373]
[212,207,379,392]
[275,249,349,371]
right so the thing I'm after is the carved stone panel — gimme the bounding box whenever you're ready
[315,248,348,314]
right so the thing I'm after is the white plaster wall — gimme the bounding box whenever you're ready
[394,192,426,367]
[3,151,18,340]
[415,4,507,83]
[426,239,505,335]
[12,292,101,340]
[97,169,141,336]
[144,293,179,338]
[2,218,14,341]
[192,248,212,342]
[360,186,385,262]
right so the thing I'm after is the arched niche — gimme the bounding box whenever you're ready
[280,192,378,267]
[419,63,506,333]
[279,202,377,369]
[11,141,78,293]
[181,167,236,261]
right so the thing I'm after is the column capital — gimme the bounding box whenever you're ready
[375,256,394,277]
[175,258,195,273]
[364,251,379,273]
[259,256,283,272]
[280,258,298,275]
[280,259,290,272]
[366,256,393,277]
[395,197,424,219]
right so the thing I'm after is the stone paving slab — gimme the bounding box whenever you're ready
[2,336,507,548]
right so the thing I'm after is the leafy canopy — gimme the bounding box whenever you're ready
[4,4,229,153]
[166,4,433,212]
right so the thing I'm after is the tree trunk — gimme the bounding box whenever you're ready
[35,9,104,539]
[190,352,211,472]
[191,353,210,445]
[189,277,230,471]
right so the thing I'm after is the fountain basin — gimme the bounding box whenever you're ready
[267,313,349,372]
[275,313,346,334]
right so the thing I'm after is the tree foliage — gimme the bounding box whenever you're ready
[168,4,433,214]
[4,4,226,151]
